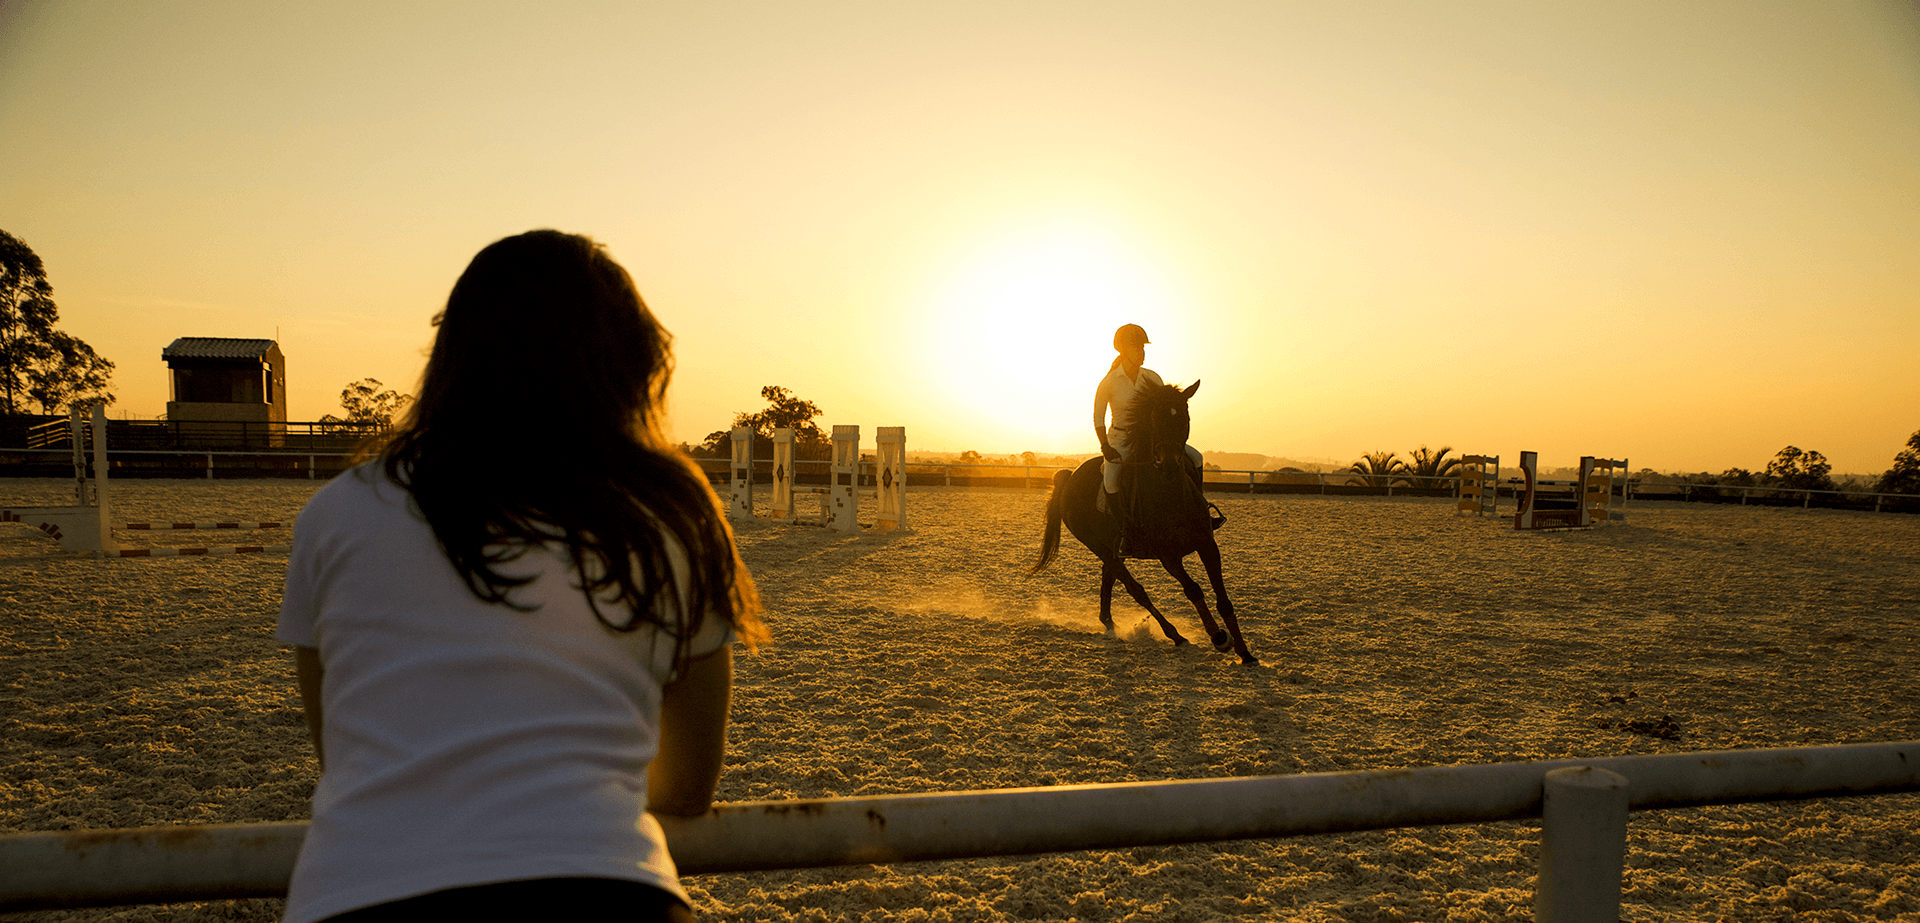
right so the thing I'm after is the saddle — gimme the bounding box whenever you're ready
[1115,459,1226,558]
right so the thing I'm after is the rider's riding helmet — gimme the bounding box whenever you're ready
[1113,324,1150,350]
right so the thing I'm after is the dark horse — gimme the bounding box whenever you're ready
[1032,380,1258,665]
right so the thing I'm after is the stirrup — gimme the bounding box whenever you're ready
[1208,501,1227,531]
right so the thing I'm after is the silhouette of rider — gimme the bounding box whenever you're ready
[1094,324,1204,550]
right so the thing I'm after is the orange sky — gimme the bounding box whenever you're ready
[3,1,1917,475]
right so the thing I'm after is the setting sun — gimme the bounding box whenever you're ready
[919,224,1192,453]
[2,1,1915,472]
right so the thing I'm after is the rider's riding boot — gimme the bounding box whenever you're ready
[1111,495,1132,557]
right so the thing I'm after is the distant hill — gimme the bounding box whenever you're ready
[1201,452,1270,471]
[1200,452,1349,473]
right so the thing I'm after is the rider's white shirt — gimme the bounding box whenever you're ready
[1093,364,1165,450]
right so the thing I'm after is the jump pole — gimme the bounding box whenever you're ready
[0,404,289,558]
[767,426,907,533]
[1513,452,1628,532]
[0,404,117,554]
[122,521,289,531]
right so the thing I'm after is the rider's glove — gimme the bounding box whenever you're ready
[1100,441,1121,462]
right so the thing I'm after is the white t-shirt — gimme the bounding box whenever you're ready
[275,467,729,923]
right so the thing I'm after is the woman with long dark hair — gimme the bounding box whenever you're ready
[277,230,764,922]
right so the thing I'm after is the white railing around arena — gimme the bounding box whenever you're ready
[4,446,354,479]
[3,741,1915,920]
[887,462,1912,511]
[6,445,1911,512]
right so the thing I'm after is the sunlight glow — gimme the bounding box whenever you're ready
[920,225,1183,452]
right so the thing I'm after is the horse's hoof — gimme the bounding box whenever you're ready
[1172,637,1190,648]
[1240,654,1260,666]
[1210,630,1232,653]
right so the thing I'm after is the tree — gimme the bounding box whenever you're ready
[1,230,114,415]
[1404,444,1459,489]
[1764,445,1835,492]
[1346,450,1406,488]
[27,332,115,415]
[698,385,828,458]
[1877,430,1920,495]
[325,378,412,427]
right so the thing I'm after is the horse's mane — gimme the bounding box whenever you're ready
[1127,382,1191,461]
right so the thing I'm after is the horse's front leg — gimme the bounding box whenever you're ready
[1161,557,1230,653]
[1195,540,1257,665]
[1098,560,1119,634]
[1103,555,1188,647]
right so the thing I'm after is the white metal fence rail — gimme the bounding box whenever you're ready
[931,463,1914,511]
[5,448,1912,510]
[4,741,1914,919]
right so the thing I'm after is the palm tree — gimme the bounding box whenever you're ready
[1346,450,1407,488]
[1405,444,1460,490]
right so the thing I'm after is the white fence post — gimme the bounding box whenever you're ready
[1536,766,1629,923]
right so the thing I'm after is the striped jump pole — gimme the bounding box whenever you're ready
[2,408,295,558]
[115,521,292,557]
[0,404,118,554]
[122,522,288,531]
[113,545,291,558]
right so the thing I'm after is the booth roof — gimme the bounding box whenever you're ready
[160,338,278,361]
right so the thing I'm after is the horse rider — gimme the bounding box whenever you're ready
[1094,324,1204,544]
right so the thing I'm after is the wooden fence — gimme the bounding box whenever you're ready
[2,742,1914,921]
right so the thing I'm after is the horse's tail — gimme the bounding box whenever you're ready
[1031,468,1071,574]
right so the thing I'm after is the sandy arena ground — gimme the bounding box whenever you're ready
[2,477,1917,922]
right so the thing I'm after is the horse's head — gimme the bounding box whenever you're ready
[1128,379,1200,465]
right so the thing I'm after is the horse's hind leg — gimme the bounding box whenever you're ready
[1104,557,1188,647]
[1161,558,1231,653]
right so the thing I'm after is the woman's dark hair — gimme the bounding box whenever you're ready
[375,229,764,660]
